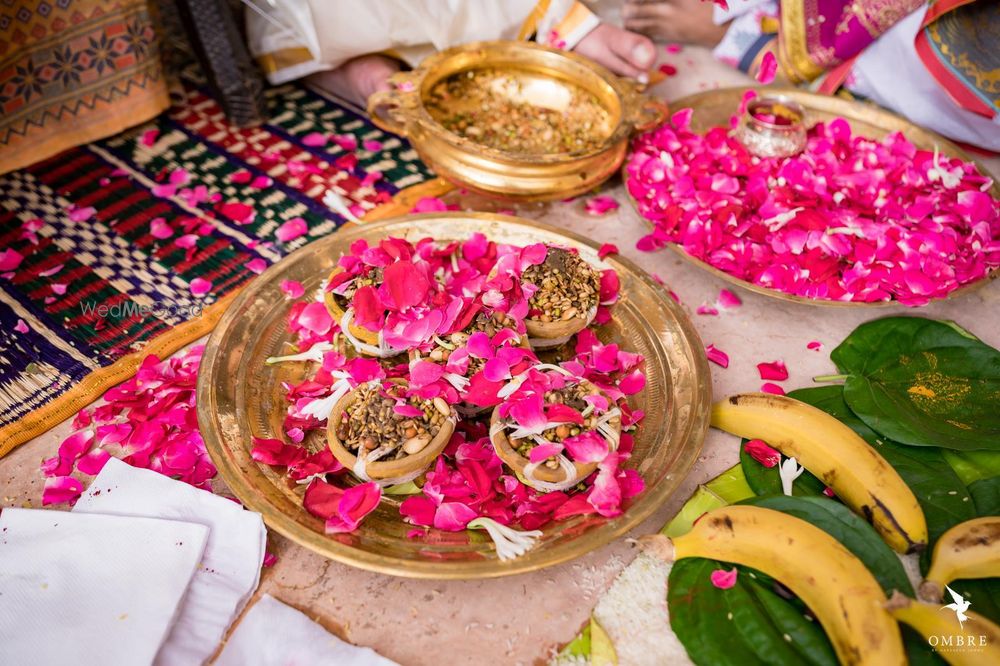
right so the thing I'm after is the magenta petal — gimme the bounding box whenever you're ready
[410,359,444,387]
[705,344,729,368]
[400,494,437,526]
[297,302,334,335]
[76,449,112,476]
[588,454,623,517]
[529,442,564,463]
[0,248,24,272]
[756,360,788,381]
[756,51,777,84]
[189,277,212,296]
[280,280,305,299]
[806,340,822,351]
[618,369,646,395]
[302,132,328,147]
[410,196,449,213]
[42,431,94,477]
[482,357,511,382]
[584,195,620,216]
[433,501,477,531]
[466,331,493,359]
[761,382,786,395]
[275,217,308,243]
[303,478,344,520]
[717,289,742,309]
[546,403,585,425]
[393,403,424,418]
[326,481,381,533]
[42,475,83,506]
[563,431,609,464]
[598,243,619,259]
[711,567,738,589]
[247,258,267,274]
[744,439,780,467]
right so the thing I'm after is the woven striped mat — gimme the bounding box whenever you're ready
[0,78,450,456]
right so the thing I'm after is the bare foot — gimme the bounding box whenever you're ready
[308,54,401,107]
[621,0,729,47]
[573,23,656,80]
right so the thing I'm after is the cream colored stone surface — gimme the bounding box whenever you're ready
[2,45,998,666]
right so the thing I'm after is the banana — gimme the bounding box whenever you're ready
[919,517,1000,603]
[642,505,905,666]
[711,393,927,554]
[886,591,1000,666]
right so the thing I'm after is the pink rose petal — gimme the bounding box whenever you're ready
[280,280,305,299]
[302,132,328,147]
[744,439,780,467]
[218,202,255,225]
[68,206,96,222]
[711,567,738,589]
[584,195,620,216]
[149,218,173,239]
[0,249,23,272]
[189,277,212,296]
[717,289,741,309]
[807,340,823,351]
[598,243,619,259]
[275,217,308,243]
[756,51,777,85]
[761,382,786,395]
[14,318,29,333]
[42,476,84,505]
[363,139,383,152]
[705,344,729,368]
[247,258,267,274]
[141,129,160,146]
[757,360,788,381]
[696,303,719,316]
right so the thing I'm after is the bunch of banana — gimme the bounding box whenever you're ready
[886,591,1000,666]
[710,393,927,554]
[919,517,1000,603]
[641,505,905,665]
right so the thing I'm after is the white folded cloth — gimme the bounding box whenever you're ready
[0,507,208,666]
[216,594,399,666]
[73,457,267,666]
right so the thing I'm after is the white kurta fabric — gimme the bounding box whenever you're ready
[216,594,399,666]
[0,508,209,666]
[246,0,596,84]
[73,457,267,666]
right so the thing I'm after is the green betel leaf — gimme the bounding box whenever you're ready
[831,317,1000,450]
[668,558,837,666]
[969,476,1000,517]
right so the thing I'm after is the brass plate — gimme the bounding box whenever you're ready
[624,87,1000,307]
[197,213,711,579]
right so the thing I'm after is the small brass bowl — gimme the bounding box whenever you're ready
[735,95,807,158]
[489,380,620,489]
[367,40,667,201]
[327,379,457,481]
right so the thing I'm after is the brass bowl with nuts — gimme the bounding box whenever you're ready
[327,378,457,481]
[489,379,621,489]
[367,40,668,201]
[523,246,602,348]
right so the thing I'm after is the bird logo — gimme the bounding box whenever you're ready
[942,586,971,630]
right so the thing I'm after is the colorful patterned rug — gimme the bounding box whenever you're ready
[0,77,449,456]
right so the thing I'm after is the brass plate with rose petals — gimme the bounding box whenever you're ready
[197,213,710,579]
[624,87,999,307]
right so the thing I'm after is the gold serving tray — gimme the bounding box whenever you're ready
[625,87,999,307]
[197,213,711,579]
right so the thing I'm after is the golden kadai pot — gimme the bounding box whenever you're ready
[367,40,668,202]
